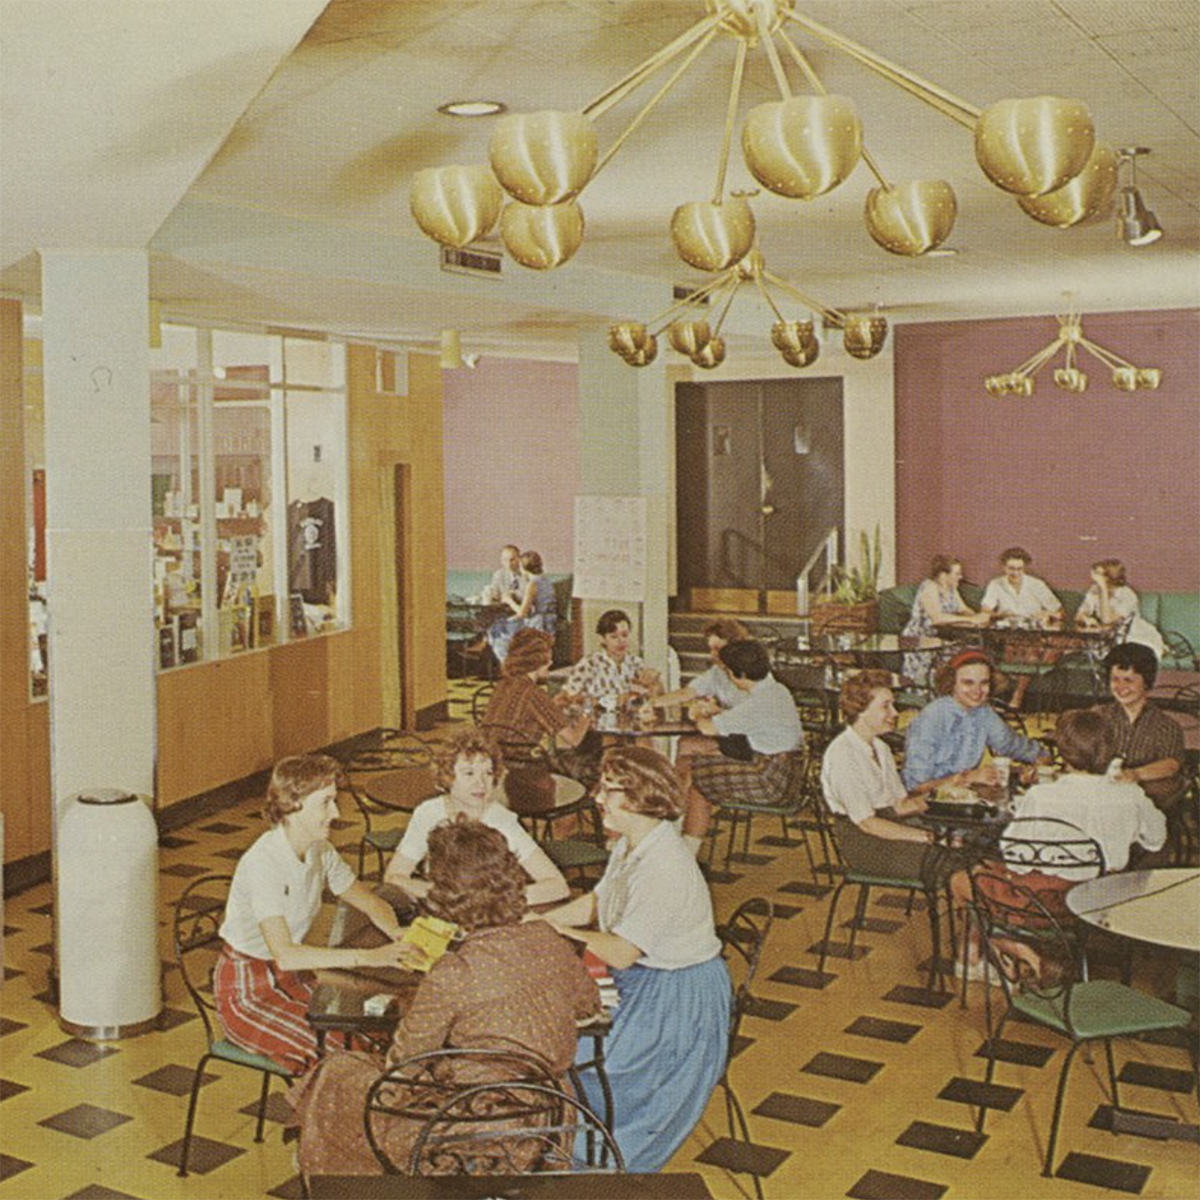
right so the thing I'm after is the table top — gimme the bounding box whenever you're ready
[308,1171,714,1198]
[360,768,439,812]
[501,772,587,817]
[1066,869,1200,952]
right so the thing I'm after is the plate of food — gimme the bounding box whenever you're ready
[925,784,997,820]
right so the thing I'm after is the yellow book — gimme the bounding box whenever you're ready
[401,916,459,972]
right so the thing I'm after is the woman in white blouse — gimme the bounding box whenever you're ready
[535,745,730,1172]
[1075,558,1140,631]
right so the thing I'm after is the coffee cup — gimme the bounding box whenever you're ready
[992,757,1011,789]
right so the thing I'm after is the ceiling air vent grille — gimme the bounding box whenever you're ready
[441,246,503,277]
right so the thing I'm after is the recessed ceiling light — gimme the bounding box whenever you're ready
[437,99,506,118]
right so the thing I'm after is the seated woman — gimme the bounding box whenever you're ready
[902,650,1046,793]
[384,727,569,906]
[1074,558,1140,633]
[561,608,662,718]
[821,670,955,888]
[535,745,731,1173]
[901,555,987,688]
[214,754,422,1073]
[294,819,601,1176]
[485,550,557,665]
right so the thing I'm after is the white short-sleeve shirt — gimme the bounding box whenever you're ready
[690,663,744,710]
[981,573,1061,617]
[711,675,803,755]
[396,796,539,869]
[1079,585,1139,623]
[220,825,355,959]
[821,726,907,826]
[595,820,721,969]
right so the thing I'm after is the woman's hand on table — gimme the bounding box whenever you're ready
[359,940,427,971]
[896,793,928,817]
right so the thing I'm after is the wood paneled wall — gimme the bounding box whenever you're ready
[2,324,448,861]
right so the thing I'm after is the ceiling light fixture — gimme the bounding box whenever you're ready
[1115,147,1163,247]
[437,99,506,118]
[412,0,1109,366]
[985,300,1162,396]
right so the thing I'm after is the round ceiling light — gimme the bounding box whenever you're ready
[438,99,507,118]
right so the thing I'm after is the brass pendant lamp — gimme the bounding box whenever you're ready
[984,303,1162,396]
[411,0,1110,365]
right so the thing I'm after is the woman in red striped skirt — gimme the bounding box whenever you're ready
[214,754,423,1073]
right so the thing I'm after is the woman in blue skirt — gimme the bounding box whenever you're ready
[535,744,731,1171]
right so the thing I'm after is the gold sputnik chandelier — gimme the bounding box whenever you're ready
[411,0,1113,368]
[985,305,1162,396]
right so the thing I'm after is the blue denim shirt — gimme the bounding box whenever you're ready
[902,696,1043,789]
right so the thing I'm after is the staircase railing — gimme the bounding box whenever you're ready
[795,528,839,616]
[716,526,840,615]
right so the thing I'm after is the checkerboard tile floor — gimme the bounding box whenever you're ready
[2,682,1197,1198]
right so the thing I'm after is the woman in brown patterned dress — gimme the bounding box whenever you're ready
[292,818,599,1176]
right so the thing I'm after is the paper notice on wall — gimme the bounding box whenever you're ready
[572,495,647,602]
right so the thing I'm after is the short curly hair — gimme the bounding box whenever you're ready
[264,754,342,826]
[839,669,894,723]
[424,817,527,932]
[433,727,506,792]
[933,649,1007,698]
[599,744,682,820]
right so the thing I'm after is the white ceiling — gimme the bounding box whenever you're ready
[3,0,1198,360]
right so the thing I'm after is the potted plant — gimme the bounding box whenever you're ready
[812,526,881,633]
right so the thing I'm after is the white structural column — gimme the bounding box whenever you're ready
[576,328,671,672]
[41,251,156,803]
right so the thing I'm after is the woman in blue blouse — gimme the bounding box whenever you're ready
[535,744,730,1172]
[486,549,558,664]
[902,650,1045,791]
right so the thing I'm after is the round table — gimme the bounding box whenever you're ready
[501,772,588,842]
[1066,868,1200,952]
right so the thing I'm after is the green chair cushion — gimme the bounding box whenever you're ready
[547,839,610,869]
[364,828,403,850]
[211,1038,294,1076]
[1014,979,1192,1041]
[1158,591,1200,650]
[842,869,924,890]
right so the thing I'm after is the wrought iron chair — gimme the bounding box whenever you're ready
[172,874,296,1178]
[1162,629,1198,672]
[340,732,437,878]
[470,681,496,725]
[957,816,1104,1009]
[969,870,1194,1177]
[364,1046,566,1174]
[715,897,776,1200]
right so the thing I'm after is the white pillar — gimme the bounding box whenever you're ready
[41,251,156,804]
[576,329,671,672]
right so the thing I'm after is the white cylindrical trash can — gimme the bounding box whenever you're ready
[56,788,161,1038]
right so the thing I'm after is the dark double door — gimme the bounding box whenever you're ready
[676,377,844,597]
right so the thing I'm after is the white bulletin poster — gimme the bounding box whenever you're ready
[572,495,647,602]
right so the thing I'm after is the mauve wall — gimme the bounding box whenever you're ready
[895,309,1200,593]
[442,357,579,572]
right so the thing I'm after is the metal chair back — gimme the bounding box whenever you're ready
[995,815,1105,879]
[173,873,235,1050]
[718,897,775,1055]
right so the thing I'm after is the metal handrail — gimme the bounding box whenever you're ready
[796,527,839,616]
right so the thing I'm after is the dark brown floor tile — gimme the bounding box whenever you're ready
[2,924,18,935]
[1055,1151,1151,1194]
[266,1176,307,1200]
[766,903,804,919]
[883,985,952,1009]
[1089,1103,1190,1140]
[842,915,904,934]
[0,1154,33,1181]
[802,1052,884,1084]
[702,868,744,885]
[846,1168,947,1199]
[694,1136,790,1177]
[237,1091,294,1125]
[0,1079,30,1101]
[38,1102,134,1138]
[1138,1026,1198,1052]
[156,1006,198,1031]
[157,835,195,849]
[161,863,210,877]
[211,847,247,861]
[808,939,871,961]
[146,1134,245,1174]
[769,965,836,989]
[744,996,798,1022]
[29,941,53,955]
[29,901,53,915]
[875,893,926,911]
[0,1017,28,1037]
[973,1038,1055,1068]
[895,1120,987,1159]
[2,966,23,981]
[35,1039,120,1068]
[727,852,775,866]
[778,880,831,897]
[753,1091,840,1128]
[1118,1061,1195,1093]
[199,821,245,834]
[729,1034,755,1059]
[62,1185,144,1199]
[133,1063,215,1095]
[845,1016,922,1044]
[937,1076,1023,1111]
[756,834,805,847]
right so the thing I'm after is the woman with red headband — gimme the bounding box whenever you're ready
[902,650,1045,791]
